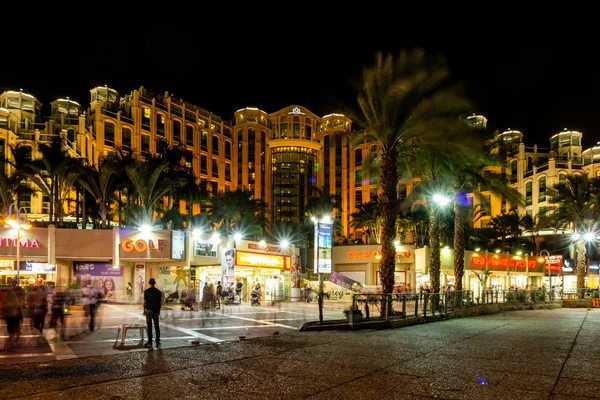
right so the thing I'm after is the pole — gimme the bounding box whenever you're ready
[16,221,21,286]
[318,271,323,323]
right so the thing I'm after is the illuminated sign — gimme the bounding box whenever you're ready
[248,243,280,253]
[470,256,536,268]
[122,238,167,252]
[0,237,40,248]
[348,250,413,259]
[544,255,562,271]
[236,251,288,269]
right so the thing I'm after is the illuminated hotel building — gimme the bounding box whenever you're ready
[2,88,600,293]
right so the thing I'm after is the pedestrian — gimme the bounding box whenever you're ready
[126,282,133,303]
[216,281,223,300]
[235,279,243,302]
[50,284,67,339]
[2,281,24,346]
[31,286,48,335]
[143,278,162,348]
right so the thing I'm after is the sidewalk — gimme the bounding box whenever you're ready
[1,308,599,399]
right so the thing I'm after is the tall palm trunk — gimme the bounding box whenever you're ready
[576,239,587,298]
[453,191,467,292]
[428,211,441,294]
[379,147,399,296]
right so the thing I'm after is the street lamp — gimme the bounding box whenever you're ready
[4,203,32,286]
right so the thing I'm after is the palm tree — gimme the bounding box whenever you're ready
[125,156,187,226]
[78,152,121,228]
[545,173,600,297]
[28,137,83,222]
[349,198,382,244]
[208,188,267,239]
[349,48,472,296]
[0,144,34,218]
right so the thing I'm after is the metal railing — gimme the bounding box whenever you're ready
[346,287,599,324]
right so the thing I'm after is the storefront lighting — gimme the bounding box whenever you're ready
[475,247,481,252]
[192,229,203,238]
[516,250,523,256]
[280,239,289,249]
[495,249,501,254]
[584,232,596,242]
[258,239,267,249]
[139,224,151,234]
[211,232,220,243]
[233,232,243,242]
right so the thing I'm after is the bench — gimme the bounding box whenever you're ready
[113,324,148,348]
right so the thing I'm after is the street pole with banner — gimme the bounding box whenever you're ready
[313,216,332,323]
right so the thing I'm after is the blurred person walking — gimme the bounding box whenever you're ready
[143,278,162,348]
[50,284,67,339]
[2,280,24,347]
[30,286,48,335]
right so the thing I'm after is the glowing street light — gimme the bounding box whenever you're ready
[5,203,32,286]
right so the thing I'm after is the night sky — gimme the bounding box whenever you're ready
[2,13,598,149]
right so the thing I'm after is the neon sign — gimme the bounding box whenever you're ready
[0,237,40,248]
[236,251,288,269]
[470,256,536,268]
[122,239,167,252]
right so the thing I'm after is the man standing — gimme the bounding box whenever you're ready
[143,278,162,348]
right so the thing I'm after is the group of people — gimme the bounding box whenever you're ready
[0,279,72,348]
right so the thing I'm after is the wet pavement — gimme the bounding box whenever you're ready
[1,308,599,399]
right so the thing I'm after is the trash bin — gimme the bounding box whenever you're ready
[348,311,361,327]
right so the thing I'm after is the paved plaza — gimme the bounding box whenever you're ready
[0,301,347,365]
[1,307,600,399]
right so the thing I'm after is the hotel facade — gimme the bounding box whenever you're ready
[1,88,599,298]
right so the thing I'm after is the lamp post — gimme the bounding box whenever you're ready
[5,203,32,286]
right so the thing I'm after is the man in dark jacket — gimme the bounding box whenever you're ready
[143,278,163,348]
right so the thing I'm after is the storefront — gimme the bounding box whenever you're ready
[0,227,54,286]
[331,244,416,295]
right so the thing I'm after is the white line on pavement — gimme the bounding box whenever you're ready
[106,305,223,343]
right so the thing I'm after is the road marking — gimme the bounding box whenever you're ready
[106,305,223,343]
[225,315,297,330]
[46,329,78,360]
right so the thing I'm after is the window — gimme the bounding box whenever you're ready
[212,136,219,155]
[201,131,208,151]
[156,114,165,136]
[211,181,218,194]
[481,195,491,216]
[67,129,76,143]
[354,170,362,187]
[225,164,230,181]
[200,155,207,174]
[141,134,150,155]
[355,190,362,205]
[42,195,50,214]
[538,176,546,202]
[526,181,532,206]
[21,194,32,213]
[559,173,566,185]
[511,160,517,176]
[104,122,115,146]
[225,141,231,160]
[186,126,194,147]
[173,120,181,142]
[212,159,218,178]
[122,127,132,150]
[355,149,362,167]
[142,107,151,129]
